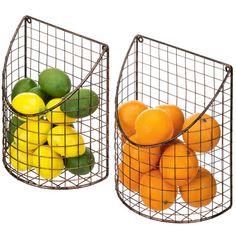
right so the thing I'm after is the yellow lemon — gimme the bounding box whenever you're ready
[46,98,76,125]
[8,143,34,171]
[47,125,85,158]
[14,119,51,151]
[12,92,46,121]
[31,145,64,180]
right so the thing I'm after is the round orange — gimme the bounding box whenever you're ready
[118,100,148,137]
[123,135,161,173]
[135,108,174,145]
[140,169,177,211]
[160,138,183,155]
[180,167,217,208]
[182,113,221,152]
[160,142,199,186]
[118,163,141,192]
[157,104,184,137]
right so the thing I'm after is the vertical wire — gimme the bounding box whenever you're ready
[221,65,225,212]
[211,62,216,217]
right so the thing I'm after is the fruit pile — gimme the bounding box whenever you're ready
[7,68,99,180]
[118,100,220,211]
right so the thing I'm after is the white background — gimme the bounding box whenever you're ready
[0,0,235,235]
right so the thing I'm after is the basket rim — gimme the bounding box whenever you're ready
[114,34,233,148]
[2,15,109,117]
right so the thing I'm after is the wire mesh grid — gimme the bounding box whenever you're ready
[2,16,109,189]
[114,35,233,223]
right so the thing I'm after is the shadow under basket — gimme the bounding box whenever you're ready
[115,35,233,223]
[2,16,109,189]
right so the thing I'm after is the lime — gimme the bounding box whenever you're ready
[60,89,99,118]
[46,98,76,125]
[7,116,24,144]
[39,68,71,97]
[12,92,46,119]
[11,78,37,100]
[31,145,64,180]
[14,119,51,151]
[29,86,52,104]
[47,125,85,157]
[64,147,95,175]
[8,144,34,171]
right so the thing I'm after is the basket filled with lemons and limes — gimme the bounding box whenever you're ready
[6,68,100,188]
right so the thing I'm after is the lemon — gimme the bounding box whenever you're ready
[8,143,34,171]
[31,145,64,180]
[46,98,76,125]
[47,125,85,158]
[14,119,51,151]
[12,92,46,120]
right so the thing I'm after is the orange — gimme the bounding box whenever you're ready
[160,138,183,155]
[135,108,174,145]
[160,142,199,186]
[140,169,177,211]
[118,100,148,137]
[180,167,217,208]
[118,163,141,192]
[182,113,221,152]
[157,104,184,137]
[123,135,161,173]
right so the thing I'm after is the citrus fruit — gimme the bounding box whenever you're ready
[29,86,52,104]
[39,68,71,97]
[118,100,148,137]
[60,89,99,118]
[12,92,46,120]
[160,142,199,186]
[182,113,221,152]
[118,163,141,192]
[8,143,34,171]
[135,108,174,145]
[140,169,177,211]
[160,138,183,154]
[157,104,184,137]
[46,98,76,125]
[64,147,95,175]
[11,78,37,100]
[31,145,64,180]
[180,167,217,208]
[7,116,24,144]
[122,135,161,173]
[14,119,51,151]
[47,125,85,157]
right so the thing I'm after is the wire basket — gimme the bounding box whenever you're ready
[2,16,109,189]
[115,35,233,223]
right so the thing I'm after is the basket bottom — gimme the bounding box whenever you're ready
[3,159,108,190]
[115,188,232,223]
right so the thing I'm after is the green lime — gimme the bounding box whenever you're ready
[7,116,24,144]
[39,68,71,98]
[64,147,95,175]
[11,78,37,100]
[29,86,52,104]
[60,89,99,118]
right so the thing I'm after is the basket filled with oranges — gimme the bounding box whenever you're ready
[2,16,109,189]
[115,35,233,223]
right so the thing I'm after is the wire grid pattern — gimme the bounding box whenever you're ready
[115,35,232,223]
[2,16,109,189]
